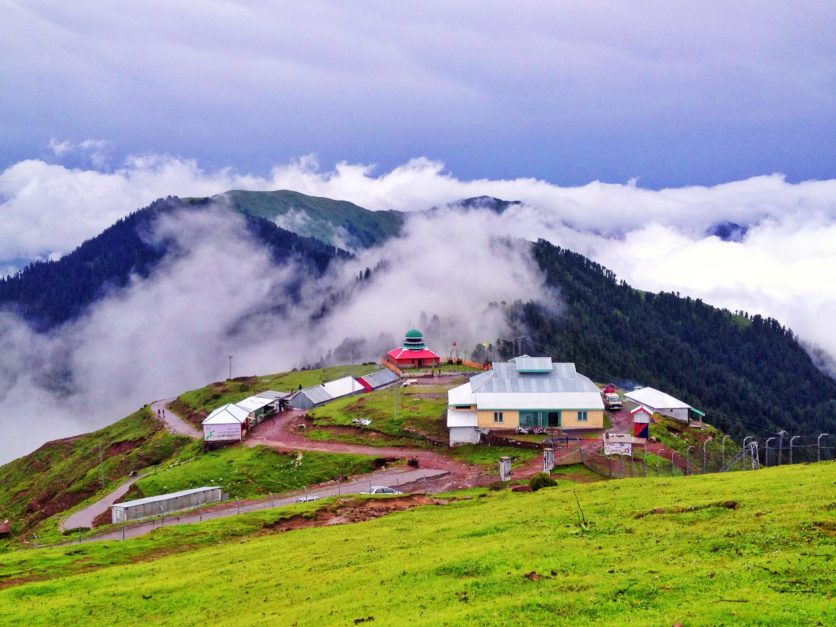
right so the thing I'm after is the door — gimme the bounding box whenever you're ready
[547,411,561,427]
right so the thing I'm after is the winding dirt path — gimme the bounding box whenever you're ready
[60,474,144,531]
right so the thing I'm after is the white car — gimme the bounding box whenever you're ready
[365,486,401,495]
[296,495,321,502]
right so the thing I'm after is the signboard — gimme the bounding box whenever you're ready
[604,440,633,456]
[203,424,242,442]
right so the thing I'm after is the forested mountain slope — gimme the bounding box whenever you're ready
[219,189,404,250]
[0,196,349,330]
[513,240,836,437]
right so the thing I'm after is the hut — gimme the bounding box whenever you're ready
[631,405,653,439]
[356,369,399,391]
[290,385,333,410]
[111,487,223,523]
[202,403,250,442]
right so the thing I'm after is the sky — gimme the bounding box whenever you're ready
[0,2,835,460]
[2,1,835,186]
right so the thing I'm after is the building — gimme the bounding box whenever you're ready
[202,403,250,442]
[446,356,605,445]
[386,328,440,369]
[356,369,400,391]
[290,385,333,410]
[111,487,223,523]
[624,387,704,424]
[631,405,653,439]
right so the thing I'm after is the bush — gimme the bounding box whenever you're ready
[528,473,557,492]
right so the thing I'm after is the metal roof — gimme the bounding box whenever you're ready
[235,395,275,413]
[202,403,250,425]
[358,369,399,389]
[472,361,596,395]
[624,387,692,410]
[293,385,333,406]
[256,390,290,400]
[322,376,364,399]
[112,486,220,509]
[448,359,604,413]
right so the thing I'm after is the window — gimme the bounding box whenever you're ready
[493,411,504,424]
[578,411,588,422]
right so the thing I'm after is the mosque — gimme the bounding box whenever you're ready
[385,328,441,369]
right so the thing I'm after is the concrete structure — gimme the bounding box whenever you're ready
[446,408,480,444]
[446,356,604,445]
[111,487,223,523]
[202,403,250,442]
[290,385,333,410]
[386,329,440,369]
[356,369,399,391]
[624,387,703,423]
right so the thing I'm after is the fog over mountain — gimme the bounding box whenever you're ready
[0,155,834,461]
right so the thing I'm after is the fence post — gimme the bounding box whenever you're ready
[789,436,800,465]
[818,433,829,462]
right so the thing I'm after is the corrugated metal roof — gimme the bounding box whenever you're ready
[447,408,478,427]
[474,361,595,395]
[256,390,290,400]
[203,403,249,425]
[514,355,554,372]
[359,369,399,389]
[322,376,364,399]
[236,395,275,413]
[625,387,691,410]
[293,385,333,406]
[113,486,220,509]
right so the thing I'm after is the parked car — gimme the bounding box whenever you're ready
[296,495,321,503]
[365,486,401,495]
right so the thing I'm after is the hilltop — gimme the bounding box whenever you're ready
[0,463,831,625]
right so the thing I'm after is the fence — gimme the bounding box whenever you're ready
[579,433,833,479]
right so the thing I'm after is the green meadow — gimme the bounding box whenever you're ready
[0,463,831,625]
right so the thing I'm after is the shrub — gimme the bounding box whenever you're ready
[529,473,557,492]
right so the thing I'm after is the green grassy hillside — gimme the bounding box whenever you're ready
[0,408,188,542]
[220,189,404,250]
[1,463,831,625]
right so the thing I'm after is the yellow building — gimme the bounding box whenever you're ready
[446,356,604,445]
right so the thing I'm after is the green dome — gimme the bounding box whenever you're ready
[405,328,424,339]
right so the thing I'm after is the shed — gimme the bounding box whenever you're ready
[236,395,277,425]
[624,387,696,423]
[291,385,333,410]
[631,405,653,439]
[202,403,250,442]
[110,486,223,523]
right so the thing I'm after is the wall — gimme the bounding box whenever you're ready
[449,426,481,446]
[477,409,519,428]
[203,423,243,442]
[561,409,604,429]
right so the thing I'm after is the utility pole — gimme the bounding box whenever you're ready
[789,436,800,465]
[228,352,233,380]
[777,430,788,465]
[515,336,524,357]
[818,433,829,462]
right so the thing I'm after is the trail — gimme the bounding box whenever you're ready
[60,474,144,531]
[151,398,201,438]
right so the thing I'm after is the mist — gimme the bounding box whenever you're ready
[0,203,547,463]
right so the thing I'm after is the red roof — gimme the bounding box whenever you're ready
[387,348,440,360]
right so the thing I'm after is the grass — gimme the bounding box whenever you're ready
[308,384,449,443]
[0,408,189,546]
[133,443,380,500]
[0,463,831,625]
[171,364,379,426]
[446,445,539,468]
